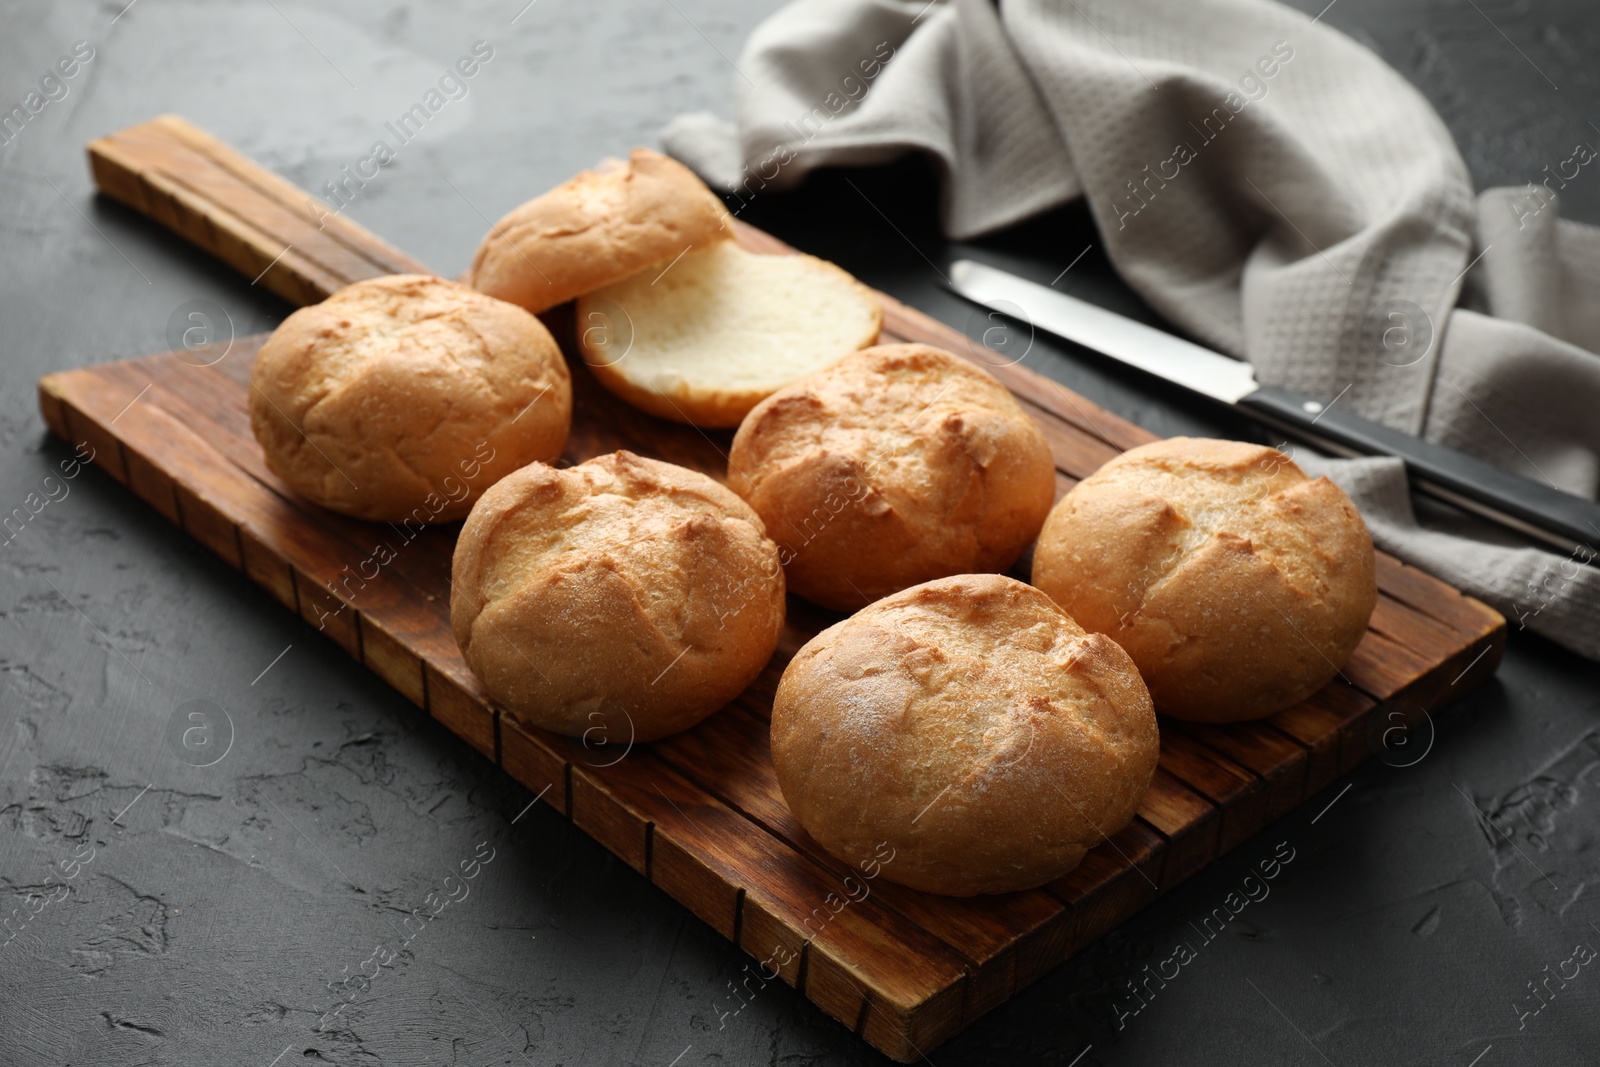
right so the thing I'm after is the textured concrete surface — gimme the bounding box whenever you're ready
[2,1,1598,1064]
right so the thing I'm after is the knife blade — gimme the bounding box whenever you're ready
[948,258,1600,556]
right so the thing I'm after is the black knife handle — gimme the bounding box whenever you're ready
[1238,384,1600,556]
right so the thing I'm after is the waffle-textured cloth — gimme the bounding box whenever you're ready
[664,0,1600,657]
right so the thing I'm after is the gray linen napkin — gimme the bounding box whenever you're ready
[663,0,1600,658]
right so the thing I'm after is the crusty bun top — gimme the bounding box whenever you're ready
[771,573,1158,897]
[248,274,571,524]
[729,344,1056,611]
[468,148,733,314]
[1032,437,1377,722]
[451,450,784,741]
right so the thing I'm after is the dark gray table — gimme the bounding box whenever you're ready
[2,1,1597,1064]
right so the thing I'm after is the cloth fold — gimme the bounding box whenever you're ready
[664,0,1600,658]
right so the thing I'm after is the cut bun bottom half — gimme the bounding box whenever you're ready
[576,241,882,428]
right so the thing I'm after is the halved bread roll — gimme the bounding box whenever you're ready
[575,241,882,428]
[468,148,732,315]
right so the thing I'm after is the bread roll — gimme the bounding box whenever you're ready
[451,450,784,742]
[468,148,732,314]
[771,574,1158,897]
[249,274,570,524]
[1032,437,1377,722]
[728,344,1055,611]
[577,241,882,428]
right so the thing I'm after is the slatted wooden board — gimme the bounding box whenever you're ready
[39,117,1507,1061]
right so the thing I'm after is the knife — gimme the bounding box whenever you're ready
[948,258,1600,556]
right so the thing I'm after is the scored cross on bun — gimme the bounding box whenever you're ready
[1032,437,1377,722]
[771,574,1159,897]
[450,450,785,742]
[728,344,1056,611]
[249,274,571,523]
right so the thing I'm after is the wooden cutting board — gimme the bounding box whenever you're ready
[39,116,1506,1062]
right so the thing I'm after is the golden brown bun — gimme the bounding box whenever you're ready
[771,574,1158,897]
[1031,437,1377,722]
[467,148,733,314]
[728,344,1056,611]
[249,274,571,524]
[576,241,882,428]
[451,450,784,742]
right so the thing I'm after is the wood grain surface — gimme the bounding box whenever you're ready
[41,116,1508,1062]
